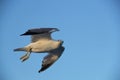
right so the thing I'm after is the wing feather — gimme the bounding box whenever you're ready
[21,28,59,35]
[39,46,65,72]
[20,28,59,42]
[31,33,51,42]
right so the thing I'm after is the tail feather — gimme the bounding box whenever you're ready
[14,47,26,51]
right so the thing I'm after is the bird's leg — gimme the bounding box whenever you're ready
[20,47,32,62]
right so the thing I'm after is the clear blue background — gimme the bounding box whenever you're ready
[1,0,120,80]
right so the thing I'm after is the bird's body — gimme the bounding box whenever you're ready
[23,39,62,53]
[14,28,65,72]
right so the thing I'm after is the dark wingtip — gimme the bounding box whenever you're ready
[20,32,28,36]
[20,32,29,36]
[39,67,45,73]
[20,34,24,36]
[38,69,43,73]
[55,28,59,31]
[38,71,41,73]
[49,28,60,33]
[20,32,38,36]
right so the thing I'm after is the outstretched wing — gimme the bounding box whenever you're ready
[20,28,59,42]
[39,46,65,72]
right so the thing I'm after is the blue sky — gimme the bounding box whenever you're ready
[1,0,120,80]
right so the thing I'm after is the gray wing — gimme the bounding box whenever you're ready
[39,46,65,73]
[20,28,59,42]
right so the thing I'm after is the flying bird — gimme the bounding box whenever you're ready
[14,28,65,72]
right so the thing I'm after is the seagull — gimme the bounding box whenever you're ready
[14,28,65,72]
